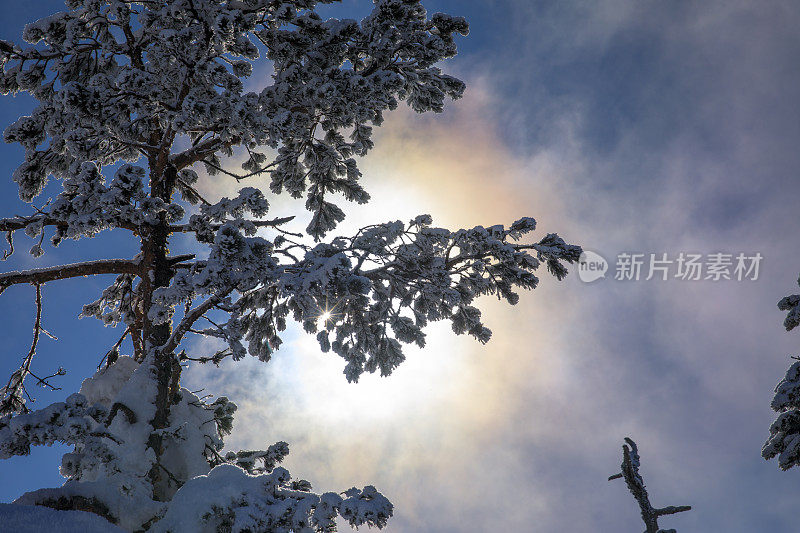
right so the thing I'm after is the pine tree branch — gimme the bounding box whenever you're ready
[197,147,304,181]
[3,42,103,62]
[0,215,138,233]
[161,291,232,355]
[176,177,211,206]
[0,216,62,232]
[170,137,239,170]
[169,216,295,234]
[0,259,141,293]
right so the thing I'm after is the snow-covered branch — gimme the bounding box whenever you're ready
[168,215,295,235]
[170,137,237,171]
[155,214,580,381]
[161,291,233,355]
[0,215,63,233]
[0,393,110,459]
[609,438,691,533]
[764,273,800,469]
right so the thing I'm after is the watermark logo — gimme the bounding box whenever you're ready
[578,250,609,283]
[576,251,763,283]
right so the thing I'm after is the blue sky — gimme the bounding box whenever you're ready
[2,1,800,531]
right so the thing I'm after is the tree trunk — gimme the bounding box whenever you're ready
[142,162,180,500]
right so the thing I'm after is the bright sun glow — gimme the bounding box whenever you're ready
[273,321,470,424]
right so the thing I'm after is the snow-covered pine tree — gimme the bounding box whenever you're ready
[0,1,581,530]
[764,274,800,469]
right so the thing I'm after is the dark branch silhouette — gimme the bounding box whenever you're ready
[609,437,691,533]
[0,259,141,293]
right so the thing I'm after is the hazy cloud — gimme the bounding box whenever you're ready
[187,2,800,531]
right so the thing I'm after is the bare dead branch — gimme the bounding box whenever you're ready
[98,326,131,369]
[0,284,49,415]
[609,437,691,533]
[0,258,141,292]
[656,505,693,517]
[166,254,196,266]
[2,231,13,260]
[28,367,65,390]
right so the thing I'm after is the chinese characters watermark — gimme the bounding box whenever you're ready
[578,251,762,283]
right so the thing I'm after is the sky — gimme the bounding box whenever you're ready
[1,1,800,531]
